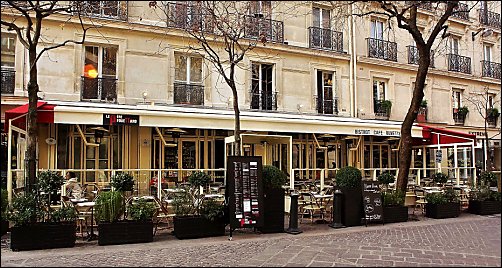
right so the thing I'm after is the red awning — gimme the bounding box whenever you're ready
[416,124,476,146]
[4,101,56,131]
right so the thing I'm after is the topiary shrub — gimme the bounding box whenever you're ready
[95,191,124,223]
[128,199,156,222]
[335,166,362,188]
[382,190,404,207]
[377,172,395,191]
[188,171,211,188]
[110,173,135,192]
[37,170,65,194]
[432,172,448,185]
[263,165,287,190]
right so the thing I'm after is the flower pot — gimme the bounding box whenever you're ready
[258,187,285,233]
[383,206,408,223]
[425,202,460,219]
[10,222,76,251]
[173,215,225,239]
[468,200,501,215]
[338,187,363,227]
[98,220,153,246]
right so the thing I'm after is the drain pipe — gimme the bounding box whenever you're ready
[348,3,354,117]
[351,2,358,118]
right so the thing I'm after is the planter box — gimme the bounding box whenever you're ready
[174,215,225,239]
[383,206,408,223]
[98,220,153,246]
[10,222,76,251]
[468,200,501,215]
[425,202,460,219]
[258,188,285,233]
[338,187,363,227]
[1,220,8,236]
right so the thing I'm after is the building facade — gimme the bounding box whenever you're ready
[1,1,500,198]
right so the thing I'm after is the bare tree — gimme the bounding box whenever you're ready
[1,1,97,192]
[465,87,501,171]
[150,1,286,156]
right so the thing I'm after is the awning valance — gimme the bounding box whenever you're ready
[417,124,476,146]
[4,101,56,131]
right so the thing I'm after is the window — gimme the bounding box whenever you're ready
[250,1,271,18]
[488,94,494,109]
[316,70,336,114]
[1,33,16,94]
[452,90,462,109]
[80,1,126,20]
[373,79,388,116]
[174,53,203,105]
[373,79,386,101]
[449,37,459,55]
[370,19,384,40]
[82,45,118,102]
[251,62,276,110]
[313,7,330,29]
[484,44,492,62]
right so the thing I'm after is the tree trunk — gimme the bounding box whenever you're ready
[396,48,431,192]
[228,66,241,156]
[26,47,39,193]
[484,119,491,172]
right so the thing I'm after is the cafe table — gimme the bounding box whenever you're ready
[75,201,97,241]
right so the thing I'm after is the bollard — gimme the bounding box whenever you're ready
[329,189,345,228]
[285,191,302,234]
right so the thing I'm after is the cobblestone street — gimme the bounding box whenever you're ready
[1,213,500,267]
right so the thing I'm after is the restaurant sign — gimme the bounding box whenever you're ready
[355,129,401,136]
[103,114,139,125]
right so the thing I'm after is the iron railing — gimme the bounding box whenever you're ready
[366,38,397,61]
[453,110,466,125]
[315,96,339,115]
[481,61,501,80]
[76,1,128,21]
[81,76,118,103]
[250,91,277,110]
[374,100,391,118]
[405,1,433,11]
[308,27,343,53]
[479,9,501,29]
[1,69,15,94]
[407,46,435,68]
[451,3,469,21]
[244,15,284,43]
[487,114,499,128]
[447,54,471,74]
[164,2,214,33]
[173,82,204,105]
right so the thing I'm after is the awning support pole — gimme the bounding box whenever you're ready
[7,119,13,204]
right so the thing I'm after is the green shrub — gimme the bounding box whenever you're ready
[110,173,135,192]
[263,165,287,190]
[335,166,362,188]
[49,207,77,223]
[443,188,459,203]
[458,106,469,116]
[381,100,392,113]
[200,199,224,222]
[420,100,428,108]
[382,190,404,207]
[470,186,501,202]
[432,172,448,185]
[425,192,448,205]
[95,191,124,223]
[37,170,64,194]
[188,171,211,188]
[487,107,499,118]
[377,172,395,186]
[6,193,43,226]
[128,199,156,222]
[479,171,497,186]
[171,190,195,216]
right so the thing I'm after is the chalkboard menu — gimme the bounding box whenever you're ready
[226,156,264,229]
[361,180,384,225]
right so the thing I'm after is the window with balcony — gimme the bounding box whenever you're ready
[447,37,471,74]
[482,43,501,79]
[244,1,283,43]
[164,1,213,33]
[80,1,127,21]
[316,70,337,115]
[407,39,435,67]
[250,63,276,110]
[81,45,118,103]
[452,90,465,124]
[367,19,397,61]
[451,2,469,21]
[309,7,342,52]
[479,6,501,29]
[1,33,15,94]
[373,79,390,118]
[487,94,499,127]
[174,53,204,105]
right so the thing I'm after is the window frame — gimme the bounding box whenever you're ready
[82,45,118,79]
[174,53,203,85]
[370,19,385,40]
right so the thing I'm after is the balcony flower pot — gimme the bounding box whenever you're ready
[258,166,286,234]
[425,202,460,219]
[416,107,427,123]
[98,220,153,246]
[468,200,501,215]
[10,222,76,251]
[173,215,225,239]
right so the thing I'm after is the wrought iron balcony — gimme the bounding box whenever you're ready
[366,38,397,61]
[250,91,277,111]
[487,113,499,128]
[164,2,214,33]
[315,96,339,115]
[447,54,471,74]
[451,3,469,21]
[453,110,465,125]
[244,15,284,43]
[1,69,15,94]
[81,76,117,103]
[479,9,501,29]
[405,1,433,11]
[76,1,128,21]
[374,100,391,119]
[482,61,501,80]
[174,82,204,105]
[407,46,435,68]
[308,27,343,53]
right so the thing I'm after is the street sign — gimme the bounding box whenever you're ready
[435,150,442,163]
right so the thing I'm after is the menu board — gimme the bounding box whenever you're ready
[226,156,264,229]
[361,180,384,225]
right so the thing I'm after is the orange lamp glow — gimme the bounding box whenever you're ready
[84,64,98,78]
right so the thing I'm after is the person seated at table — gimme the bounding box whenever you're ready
[63,171,83,200]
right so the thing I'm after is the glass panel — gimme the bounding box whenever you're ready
[322,9,330,28]
[313,8,320,28]
[113,134,120,169]
[364,145,370,169]
[189,57,202,83]
[1,34,15,67]
[199,141,205,169]
[74,137,81,169]
[175,54,187,82]
[373,145,381,168]
[182,141,196,169]
[102,47,117,77]
[84,46,99,78]
[382,146,389,168]
[57,125,69,169]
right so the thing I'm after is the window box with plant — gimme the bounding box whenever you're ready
[453,106,469,125]
[335,166,363,227]
[173,171,225,239]
[417,100,427,122]
[382,190,408,223]
[424,188,461,219]
[487,107,500,127]
[468,171,501,215]
[258,165,287,234]
[375,100,392,119]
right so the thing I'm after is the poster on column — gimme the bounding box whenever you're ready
[226,156,264,229]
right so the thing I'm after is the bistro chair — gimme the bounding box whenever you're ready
[299,192,324,223]
[414,189,427,215]
[62,196,91,240]
[153,196,176,235]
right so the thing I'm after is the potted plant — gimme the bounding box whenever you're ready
[110,172,135,197]
[417,100,427,122]
[173,171,225,239]
[468,171,501,215]
[377,172,395,192]
[487,108,500,127]
[7,193,77,251]
[431,172,449,188]
[258,165,287,234]
[37,170,64,205]
[335,166,363,227]
[425,188,461,219]
[1,188,9,235]
[382,190,408,223]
